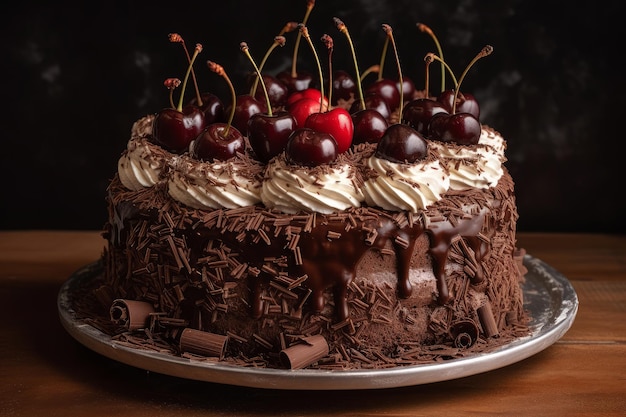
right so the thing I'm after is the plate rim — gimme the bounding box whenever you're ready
[57,254,578,390]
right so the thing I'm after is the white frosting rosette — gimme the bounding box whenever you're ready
[117,137,169,191]
[429,126,506,191]
[167,154,263,210]
[261,156,365,214]
[362,149,450,212]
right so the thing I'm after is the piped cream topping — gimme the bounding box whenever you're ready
[429,126,505,191]
[261,155,365,214]
[362,148,450,212]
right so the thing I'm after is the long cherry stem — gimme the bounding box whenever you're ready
[417,23,445,92]
[452,45,493,113]
[382,24,403,113]
[176,43,202,112]
[207,61,236,136]
[322,34,334,107]
[423,55,432,98]
[241,42,273,117]
[164,78,181,109]
[291,0,315,78]
[300,24,325,113]
[425,53,458,89]
[250,36,286,97]
[334,17,365,110]
[378,36,389,81]
[169,33,203,107]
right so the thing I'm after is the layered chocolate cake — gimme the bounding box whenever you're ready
[74,11,530,370]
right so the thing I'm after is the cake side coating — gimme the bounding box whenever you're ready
[96,142,528,369]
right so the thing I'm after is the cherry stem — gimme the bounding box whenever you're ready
[452,45,493,113]
[383,24,403,113]
[300,24,325,113]
[322,34,334,107]
[241,42,273,117]
[423,55,432,98]
[291,0,315,78]
[359,64,380,83]
[378,36,389,81]
[164,78,181,109]
[169,33,203,107]
[207,60,236,136]
[250,36,286,97]
[417,23,445,92]
[425,53,458,88]
[334,17,366,110]
[176,43,202,112]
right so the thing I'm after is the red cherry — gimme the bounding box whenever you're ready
[304,107,354,154]
[247,111,297,163]
[428,112,481,145]
[438,89,480,119]
[276,70,316,95]
[287,88,328,109]
[286,128,338,166]
[375,124,428,164]
[288,97,325,128]
[366,78,401,111]
[397,76,416,102]
[153,105,206,153]
[351,109,388,145]
[349,93,391,120]
[252,74,289,109]
[190,123,245,161]
[402,98,449,136]
[227,94,265,135]
[330,70,357,105]
[188,92,225,125]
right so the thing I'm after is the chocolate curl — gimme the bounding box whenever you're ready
[179,328,228,359]
[279,335,329,369]
[478,301,500,337]
[450,320,479,348]
[109,299,155,331]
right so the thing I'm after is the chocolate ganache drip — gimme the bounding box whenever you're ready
[182,205,490,322]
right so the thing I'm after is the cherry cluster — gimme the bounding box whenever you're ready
[151,3,492,167]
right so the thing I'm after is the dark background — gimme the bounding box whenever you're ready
[3,0,625,233]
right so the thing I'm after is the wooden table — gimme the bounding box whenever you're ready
[1,231,624,416]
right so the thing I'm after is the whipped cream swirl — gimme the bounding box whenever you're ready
[168,154,264,210]
[362,149,450,212]
[118,137,169,191]
[429,126,505,191]
[261,155,365,214]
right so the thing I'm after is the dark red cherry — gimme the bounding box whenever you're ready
[438,89,480,119]
[153,105,206,153]
[190,123,245,162]
[375,123,428,164]
[227,94,266,134]
[366,78,401,111]
[351,109,388,145]
[331,70,357,105]
[402,98,449,136]
[276,70,316,95]
[188,92,225,125]
[247,111,297,163]
[428,112,481,145]
[397,76,416,102]
[349,93,391,120]
[286,128,338,167]
[251,74,289,109]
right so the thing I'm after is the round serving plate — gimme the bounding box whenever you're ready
[58,255,577,390]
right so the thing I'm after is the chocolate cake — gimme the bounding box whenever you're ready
[74,11,530,370]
